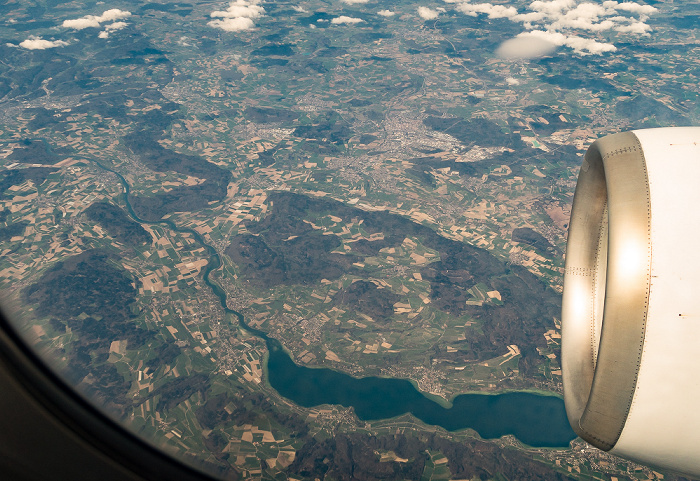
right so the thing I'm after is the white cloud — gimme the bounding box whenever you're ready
[292,6,309,13]
[62,9,131,30]
[377,9,396,17]
[547,2,616,30]
[520,29,616,54]
[496,35,557,58]
[19,37,69,50]
[105,21,128,31]
[99,9,132,22]
[506,77,520,85]
[614,20,651,34]
[332,15,364,24]
[209,0,264,31]
[563,34,616,54]
[417,6,440,19]
[526,0,657,30]
[456,3,518,18]
[211,0,265,19]
[448,0,657,55]
[528,0,576,16]
[63,17,102,29]
[98,20,128,38]
[604,1,657,16]
[341,0,370,4]
[513,11,546,27]
[209,17,256,31]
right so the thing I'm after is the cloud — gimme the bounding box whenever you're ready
[99,8,132,22]
[377,9,396,17]
[547,3,617,31]
[341,0,370,4]
[448,0,657,55]
[614,20,651,34]
[506,77,520,85]
[496,35,557,58]
[63,17,101,29]
[456,3,518,18]
[98,21,128,38]
[332,15,364,24]
[417,6,440,19]
[209,17,256,31]
[209,0,264,31]
[528,0,575,15]
[292,6,309,13]
[519,29,616,54]
[210,0,265,19]
[526,0,657,30]
[106,21,128,30]
[603,1,657,16]
[19,37,69,50]
[62,9,131,30]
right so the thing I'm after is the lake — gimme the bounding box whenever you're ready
[266,338,576,448]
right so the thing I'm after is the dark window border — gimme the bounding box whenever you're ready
[0,305,225,481]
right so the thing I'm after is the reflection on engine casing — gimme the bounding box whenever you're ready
[562,127,700,478]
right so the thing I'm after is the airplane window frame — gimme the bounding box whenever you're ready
[0,305,223,481]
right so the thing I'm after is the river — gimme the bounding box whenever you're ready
[50,143,577,448]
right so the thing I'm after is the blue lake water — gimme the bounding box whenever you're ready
[266,339,576,448]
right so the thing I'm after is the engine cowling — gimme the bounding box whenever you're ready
[562,127,700,477]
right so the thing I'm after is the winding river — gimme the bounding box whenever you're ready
[27,141,577,448]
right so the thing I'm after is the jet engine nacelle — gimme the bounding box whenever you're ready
[562,127,700,477]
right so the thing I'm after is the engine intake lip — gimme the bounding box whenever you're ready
[562,131,652,451]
